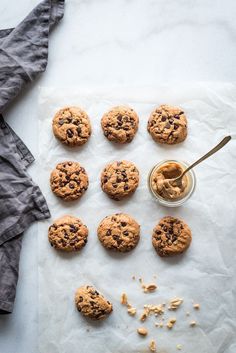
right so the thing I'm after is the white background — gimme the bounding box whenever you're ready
[0,1,236,353]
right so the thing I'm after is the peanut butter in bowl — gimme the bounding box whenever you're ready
[148,160,196,207]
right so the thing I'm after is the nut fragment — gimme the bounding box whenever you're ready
[140,308,149,322]
[143,283,158,293]
[168,298,183,310]
[166,317,176,329]
[127,307,136,316]
[137,327,148,336]
[149,339,157,352]
[121,293,128,305]
[193,303,200,310]
[190,320,197,327]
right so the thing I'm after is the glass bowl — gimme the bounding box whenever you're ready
[148,160,196,207]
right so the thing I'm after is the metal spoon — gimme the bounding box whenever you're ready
[168,135,231,188]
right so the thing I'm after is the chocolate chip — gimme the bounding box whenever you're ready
[174,124,178,130]
[59,119,64,125]
[121,222,127,227]
[68,162,72,166]
[69,183,75,189]
[112,183,118,188]
[78,296,83,302]
[124,185,129,191]
[70,225,77,233]
[165,122,171,129]
[161,117,166,122]
[117,115,123,122]
[66,175,70,180]
[174,115,180,119]
[77,127,81,134]
[123,231,129,236]
[169,118,174,124]
[106,229,111,236]
[67,129,73,138]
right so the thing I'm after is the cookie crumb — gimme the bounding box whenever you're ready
[137,327,148,336]
[149,339,157,352]
[121,293,128,305]
[143,283,158,293]
[193,303,200,310]
[176,344,182,350]
[132,275,136,280]
[190,320,197,327]
[168,298,183,310]
[186,311,190,316]
[127,307,136,316]
[166,318,176,329]
[139,277,143,283]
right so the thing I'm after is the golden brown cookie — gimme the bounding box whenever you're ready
[101,160,139,200]
[101,106,139,143]
[52,106,91,146]
[97,213,140,252]
[50,161,89,201]
[147,105,187,144]
[48,215,88,251]
[152,216,192,257]
[75,285,113,320]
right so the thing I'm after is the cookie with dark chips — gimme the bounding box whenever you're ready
[97,213,140,252]
[101,106,139,143]
[147,105,187,144]
[48,215,88,251]
[152,216,192,257]
[101,160,139,200]
[50,161,89,201]
[75,285,113,320]
[52,106,91,146]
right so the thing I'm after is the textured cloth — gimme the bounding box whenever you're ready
[0,0,64,314]
[0,233,23,314]
[0,0,65,113]
[0,115,50,246]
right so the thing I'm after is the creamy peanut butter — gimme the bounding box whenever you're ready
[150,162,188,200]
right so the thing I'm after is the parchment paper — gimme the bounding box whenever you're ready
[38,84,236,353]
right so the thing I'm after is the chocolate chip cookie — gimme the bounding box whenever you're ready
[101,160,139,200]
[101,106,139,143]
[48,215,88,251]
[97,213,140,252]
[152,216,192,257]
[52,106,91,146]
[147,105,187,144]
[75,285,113,320]
[50,161,89,201]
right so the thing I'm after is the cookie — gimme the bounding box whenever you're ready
[75,285,113,320]
[147,105,187,144]
[50,161,89,201]
[101,160,139,200]
[101,106,139,143]
[52,106,91,146]
[97,213,140,252]
[152,216,192,257]
[48,215,88,251]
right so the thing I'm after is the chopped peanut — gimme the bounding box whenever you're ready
[121,293,128,305]
[137,327,148,336]
[193,303,200,310]
[166,318,176,329]
[149,340,157,352]
[127,307,136,316]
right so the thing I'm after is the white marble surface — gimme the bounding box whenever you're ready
[0,0,236,352]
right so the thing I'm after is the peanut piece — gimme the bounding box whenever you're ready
[149,340,157,352]
[137,327,148,336]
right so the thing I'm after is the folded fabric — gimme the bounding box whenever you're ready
[0,0,65,314]
[0,0,64,113]
[0,233,23,314]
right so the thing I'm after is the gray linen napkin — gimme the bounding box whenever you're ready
[0,0,64,314]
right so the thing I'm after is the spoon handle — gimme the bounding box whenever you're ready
[182,135,231,176]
